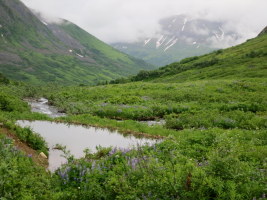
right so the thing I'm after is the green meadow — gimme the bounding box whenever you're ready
[0,33,266,199]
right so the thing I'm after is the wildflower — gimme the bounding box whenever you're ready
[128,158,139,169]
[119,147,131,155]
[117,109,123,113]
[109,147,117,156]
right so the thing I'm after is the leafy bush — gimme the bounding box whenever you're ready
[165,110,267,130]
[245,50,264,58]
[193,58,219,68]
[179,56,199,64]
[106,95,144,104]
[0,73,10,84]
[0,136,57,199]
[0,93,29,112]
[220,102,266,113]
[54,135,266,200]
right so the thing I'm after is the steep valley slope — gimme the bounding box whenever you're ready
[0,0,154,85]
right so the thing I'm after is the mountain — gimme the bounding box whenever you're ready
[0,0,154,85]
[111,28,267,83]
[112,15,241,67]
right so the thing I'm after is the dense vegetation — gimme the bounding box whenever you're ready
[0,33,266,199]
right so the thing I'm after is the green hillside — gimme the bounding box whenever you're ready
[117,33,267,83]
[0,0,154,85]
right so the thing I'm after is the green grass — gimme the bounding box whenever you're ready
[43,78,266,133]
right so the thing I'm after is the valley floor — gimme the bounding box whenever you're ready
[0,77,266,199]
[0,33,266,199]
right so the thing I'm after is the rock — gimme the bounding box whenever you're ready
[39,152,48,159]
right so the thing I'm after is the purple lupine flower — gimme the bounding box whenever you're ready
[101,103,108,107]
[119,147,131,155]
[128,158,139,169]
[57,166,71,183]
[79,168,86,177]
[58,170,68,180]
[109,147,118,156]
[91,161,96,170]
[142,194,148,200]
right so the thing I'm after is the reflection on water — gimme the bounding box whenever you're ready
[17,120,157,171]
[26,98,65,118]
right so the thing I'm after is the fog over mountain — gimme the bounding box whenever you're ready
[21,0,267,46]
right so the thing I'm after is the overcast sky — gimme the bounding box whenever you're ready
[21,0,267,44]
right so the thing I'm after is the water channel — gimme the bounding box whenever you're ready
[25,97,66,118]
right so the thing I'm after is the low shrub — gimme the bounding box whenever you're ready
[0,136,57,199]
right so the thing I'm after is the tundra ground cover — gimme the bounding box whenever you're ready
[0,33,266,199]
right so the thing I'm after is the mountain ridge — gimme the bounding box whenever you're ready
[112,15,243,67]
[110,30,267,84]
[0,0,155,85]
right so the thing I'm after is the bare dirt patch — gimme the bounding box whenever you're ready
[0,127,48,168]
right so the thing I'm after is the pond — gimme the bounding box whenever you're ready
[19,98,158,171]
[17,120,157,171]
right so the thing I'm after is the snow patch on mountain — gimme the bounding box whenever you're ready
[156,35,167,48]
[165,36,176,46]
[181,18,187,32]
[172,18,177,23]
[164,38,178,52]
[76,53,84,58]
[144,38,151,46]
[41,21,48,26]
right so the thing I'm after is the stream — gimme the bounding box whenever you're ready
[25,97,66,118]
[20,98,158,171]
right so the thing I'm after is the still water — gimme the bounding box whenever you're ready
[17,120,156,171]
[20,98,159,171]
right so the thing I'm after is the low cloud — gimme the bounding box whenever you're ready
[21,0,267,45]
